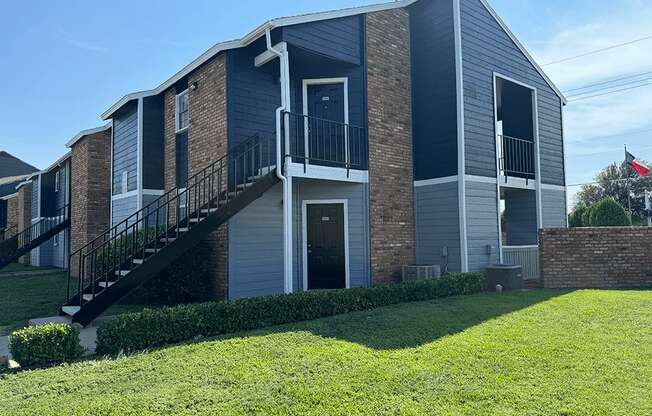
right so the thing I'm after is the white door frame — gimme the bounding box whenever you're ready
[493,72,542,262]
[302,78,350,166]
[301,199,350,291]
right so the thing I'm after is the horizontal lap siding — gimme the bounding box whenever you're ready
[112,103,139,195]
[410,0,458,180]
[542,188,567,228]
[465,180,500,271]
[228,183,284,299]
[111,195,138,227]
[31,177,39,219]
[460,0,564,185]
[293,179,370,291]
[414,181,461,272]
[282,16,362,65]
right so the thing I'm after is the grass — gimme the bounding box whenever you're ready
[1,289,650,415]
[0,263,43,274]
[0,273,154,336]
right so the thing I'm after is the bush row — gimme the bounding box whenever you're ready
[9,323,84,367]
[96,272,485,355]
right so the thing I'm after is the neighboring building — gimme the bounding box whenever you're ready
[0,152,39,241]
[59,0,567,324]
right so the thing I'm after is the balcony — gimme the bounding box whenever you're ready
[497,134,535,184]
[281,112,367,181]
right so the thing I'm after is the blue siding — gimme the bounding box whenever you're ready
[112,195,138,227]
[503,188,537,245]
[112,103,139,195]
[292,178,370,291]
[460,0,565,185]
[542,188,567,228]
[465,179,500,271]
[228,183,284,299]
[414,181,462,272]
[410,0,458,180]
[143,96,165,190]
[282,16,362,65]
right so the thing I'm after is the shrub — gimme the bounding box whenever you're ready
[589,197,629,226]
[569,203,589,227]
[97,272,485,355]
[9,323,84,367]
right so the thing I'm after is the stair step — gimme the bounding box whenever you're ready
[98,281,115,288]
[145,248,160,254]
[178,227,189,233]
[115,270,130,277]
[83,294,94,301]
[160,237,177,243]
[133,258,144,265]
[201,208,218,214]
[236,182,254,191]
[190,217,202,223]
[61,306,80,317]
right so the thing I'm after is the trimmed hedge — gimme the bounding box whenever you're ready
[9,323,84,367]
[96,272,485,355]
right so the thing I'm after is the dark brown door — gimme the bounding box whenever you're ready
[306,82,346,166]
[306,203,346,290]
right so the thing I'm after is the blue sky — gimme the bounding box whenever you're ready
[1,0,651,206]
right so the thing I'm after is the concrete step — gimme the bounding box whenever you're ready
[160,237,177,243]
[83,293,94,302]
[114,270,130,277]
[145,248,159,254]
[132,258,144,265]
[61,306,81,317]
[98,281,115,288]
[28,315,72,327]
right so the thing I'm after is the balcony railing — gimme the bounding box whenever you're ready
[498,134,535,181]
[281,111,367,175]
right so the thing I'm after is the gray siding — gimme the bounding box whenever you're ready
[460,0,565,185]
[112,103,139,195]
[503,188,537,245]
[465,179,500,271]
[111,195,138,227]
[410,0,458,180]
[414,181,461,272]
[292,178,370,291]
[31,177,39,219]
[228,183,284,299]
[542,188,567,228]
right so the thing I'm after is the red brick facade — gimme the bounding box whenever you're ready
[366,9,416,283]
[540,227,652,289]
[164,88,177,193]
[16,182,32,264]
[70,130,112,255]
[5,195,18,237]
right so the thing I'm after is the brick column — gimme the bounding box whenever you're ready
[164,88,177,193]
[69,129,111,258]
[187,53,229,299]
[6,196,18,237]
[366,8,415,283]
[16,182,33,264]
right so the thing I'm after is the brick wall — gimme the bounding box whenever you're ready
[16,182,32,264]
[164,88,177,193]
[70,130,111,256]
[366,8,415,283]
[6,196,18,236]
[186,53,229,299]
[540,227,652,289]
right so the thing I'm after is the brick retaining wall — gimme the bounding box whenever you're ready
[540,227,652,289]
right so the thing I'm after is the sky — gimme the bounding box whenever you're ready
[1,0,651,207]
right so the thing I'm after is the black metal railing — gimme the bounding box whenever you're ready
[66,134,276,307]
[498,135,535,180]
[12,204,70,250]
[0,225,17,242]
[281,111,367,175]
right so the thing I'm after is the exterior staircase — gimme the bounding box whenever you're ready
[62,134,278,325]
[0,205,70,269]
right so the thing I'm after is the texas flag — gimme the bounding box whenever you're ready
[626,151,650,177]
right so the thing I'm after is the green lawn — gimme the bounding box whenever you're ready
[0,263,43,274]
[0,273,153,336]
[1,289,650,415]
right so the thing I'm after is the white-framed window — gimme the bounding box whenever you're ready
[54,169,60,192]
[53,233,59,247]
[175,90,189,133]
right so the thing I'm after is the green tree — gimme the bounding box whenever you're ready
[575,161,652,222]
[588,198,629,226]
[568,203,588,227]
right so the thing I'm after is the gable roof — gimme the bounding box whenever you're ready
[101,0,565,119]
[0,151,39,179]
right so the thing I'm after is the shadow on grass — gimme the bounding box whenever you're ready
[227,289,570,351]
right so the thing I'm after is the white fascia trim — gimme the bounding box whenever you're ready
[413,175,458,187]
[142,189,165,196]
[541,183,567,192]
[111,189,139,201]
[65,123,112,148]
[137,98,144,210]
[492,73,504,263]
[301,199,350,292]
[454,0,468,272]
[101,0,417,120]
[287,162,368,183]
[466,175,497,184]
[1,193,17,200]
[42,152,72,174]
[478,0,567,105]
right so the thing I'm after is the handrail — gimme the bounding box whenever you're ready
[12,204,69,250]
[497,134,535,180]
[66,133,276,305]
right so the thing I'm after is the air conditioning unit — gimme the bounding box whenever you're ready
[401,265,441,282]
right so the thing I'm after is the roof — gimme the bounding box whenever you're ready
[101,0,565,119]
[0,151,39,179]
[65,123,112,148]
[0,175,29,199]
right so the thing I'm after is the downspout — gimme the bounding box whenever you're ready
[266,28,293,294]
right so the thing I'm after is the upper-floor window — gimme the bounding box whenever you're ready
[54,169,60,192]
[175,90,189,133]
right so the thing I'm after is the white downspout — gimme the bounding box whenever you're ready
[266,29,293,294]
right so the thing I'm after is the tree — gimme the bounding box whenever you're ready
[575,160,652,221]
[568,203,588,227]
[588,198,629,226]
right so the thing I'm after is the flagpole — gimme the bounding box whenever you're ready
[625,145,633,226]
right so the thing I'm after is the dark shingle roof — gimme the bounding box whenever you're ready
[0,151,39,179]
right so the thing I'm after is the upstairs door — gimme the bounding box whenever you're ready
[306,203,346,290]
[305,81,347,167]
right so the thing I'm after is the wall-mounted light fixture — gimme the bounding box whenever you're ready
[189,81,199,91]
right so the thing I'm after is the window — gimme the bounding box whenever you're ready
[54,169,60,192]
[175,90,189,132]
[53,233,59,247]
